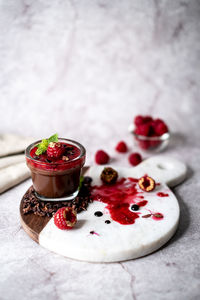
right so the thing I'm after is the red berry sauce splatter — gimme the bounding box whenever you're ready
[91,178,148,225]
[137,200,148,207]
[157,192,169,197]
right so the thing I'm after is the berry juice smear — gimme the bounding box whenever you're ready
[91,178,148,225]
[157,192,169,197]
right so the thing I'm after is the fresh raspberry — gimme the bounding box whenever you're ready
[134,115,144,126]
[115,141,128,153]
[95,150,110,165]
[134,115,153,126]
[143,116,153,123]
[154,122,168,136]
[128,153,142,166]
[47,142,65,158]
[154,118,164,125]
[135,123,151,136]
[54,207,77,230]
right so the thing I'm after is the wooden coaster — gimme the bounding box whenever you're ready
[20,201,50,243]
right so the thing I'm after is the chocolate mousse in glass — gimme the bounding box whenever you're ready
[25,138,86,201]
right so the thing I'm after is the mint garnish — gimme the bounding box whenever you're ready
[35,133,58,155]
[48,133,59,144]
[79,176,84,190]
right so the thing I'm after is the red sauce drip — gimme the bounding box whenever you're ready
[157,192,169,197]
[137,200,148,207]
[91,178,148,225]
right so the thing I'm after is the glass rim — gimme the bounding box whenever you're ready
[132,131,170,141]
[25,138,86,165]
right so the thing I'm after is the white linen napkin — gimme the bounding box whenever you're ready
[0,134,33,157]
[0,134,34,194]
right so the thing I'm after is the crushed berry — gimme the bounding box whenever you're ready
[100,167,118,184]
[138,176,155,192]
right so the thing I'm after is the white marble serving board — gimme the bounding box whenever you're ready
[39,156,187,262]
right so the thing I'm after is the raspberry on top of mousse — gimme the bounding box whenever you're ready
[47,142,65,158]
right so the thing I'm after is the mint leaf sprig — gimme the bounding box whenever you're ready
[78,176,84,191]
[35,133,58,155]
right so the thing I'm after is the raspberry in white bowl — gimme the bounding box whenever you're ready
[129,115,170,152]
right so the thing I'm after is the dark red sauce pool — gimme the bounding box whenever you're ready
[91,177,148,225]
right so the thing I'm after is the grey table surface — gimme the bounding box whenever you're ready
[0,0,200,299]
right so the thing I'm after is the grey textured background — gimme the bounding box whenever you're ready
[0,0,200,299]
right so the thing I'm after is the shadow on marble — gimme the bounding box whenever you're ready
[73,219,86,230]
[167,191,190,246]
[159,166,193,251]
[109,157,118,164]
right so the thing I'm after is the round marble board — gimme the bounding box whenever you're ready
[20,156,187,263]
